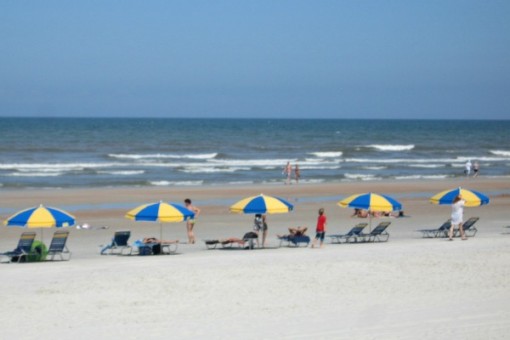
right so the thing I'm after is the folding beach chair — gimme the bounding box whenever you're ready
[204,232,259,250]
[46,230,71,261]
[328,223,368,244]
[100,230,132,255]
[360,222,391,242]
[455,217,479,238]
[161,242,179,255]
[0,232,37,263]
[417,220,451,238]
[278,234,311,247]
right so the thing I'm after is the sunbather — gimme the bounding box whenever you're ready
[351,209,369,218]
[205,232,258,248]
[142,237,179,245]
[380,210,405,218]
[278,226,308,238]
[218,237,246,246]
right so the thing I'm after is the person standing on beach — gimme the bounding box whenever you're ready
[184,198,200,244]
[294,164,300,184]
[312,208,327,248]
[283,161,292,185]
[449,194,466,241]
[464,160,472,176]
[472,161,480,177]
[253,213,268,247]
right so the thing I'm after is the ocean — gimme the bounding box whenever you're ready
[0,118,509,189]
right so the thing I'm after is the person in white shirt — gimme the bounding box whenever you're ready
[449,194,467,240]
[464,160,472,176]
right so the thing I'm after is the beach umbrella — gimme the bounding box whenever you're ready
[230,194,294,214]
[338,192,402,212]
[430,187,490,207]
[125,201,194,241]
[338,192,402,231]
[4,204,75,241]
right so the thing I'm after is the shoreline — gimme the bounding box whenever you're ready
[1,177,508,209]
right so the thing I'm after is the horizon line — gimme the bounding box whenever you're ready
[1,116,509,121]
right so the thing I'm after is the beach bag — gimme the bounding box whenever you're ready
[152,243,161,255]
[138,245,152,256]
[254,217,263,231]
[243,232,258,240]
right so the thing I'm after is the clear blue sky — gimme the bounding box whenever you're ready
[1,1,509,119]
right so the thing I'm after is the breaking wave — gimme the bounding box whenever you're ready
[367,144,415,151]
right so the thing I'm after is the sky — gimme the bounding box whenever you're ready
[1,1,509,119]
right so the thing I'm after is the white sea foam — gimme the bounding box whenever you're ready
[299,179,325,184]
[149,181,172,186]
[299,165,341,170]
[395,175,450,180]
[346,156,508,164]
[362,166,387,170]
[309,152,343,158]
[208,159,298,167]
[454,156,506,162]
[0,162,123,171]
[408,164,445,168]
[490,150,510,157]
[7,172,63,177]
[108,153,218,160]
[367,144,415,151]
[97,170,145,176]
[179,167,248,173]
[149,180,203,186]
[344,173,378,180]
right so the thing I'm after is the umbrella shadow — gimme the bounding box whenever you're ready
[217,246,280,251]
[501,226,510,235]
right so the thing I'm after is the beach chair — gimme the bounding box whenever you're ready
[0,232,37,263]
[100,230,132,255]
[417,220,451,238]
[360,222,391,242]
[204,232,259,250]
[455,217,479,238]
[46,230,71,261]
[328,223,368,244]
[278,234,311,247]
[161,242,179,255]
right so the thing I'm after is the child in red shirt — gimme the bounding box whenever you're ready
[312,208,327,248]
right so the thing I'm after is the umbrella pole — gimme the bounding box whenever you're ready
[160,223,163,244]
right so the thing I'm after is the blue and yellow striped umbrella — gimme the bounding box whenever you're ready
[5,204,75,228]
[230,194,294,214]
[126,201,194,222]
[126,201,194,241]
[338,192,402,212]
[430,187,489,207]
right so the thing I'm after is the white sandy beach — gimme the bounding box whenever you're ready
[1,178,510,339]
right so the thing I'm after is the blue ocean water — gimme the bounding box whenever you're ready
[0,118,509,188]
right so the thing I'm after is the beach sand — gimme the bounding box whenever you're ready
[1,178,510,339]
